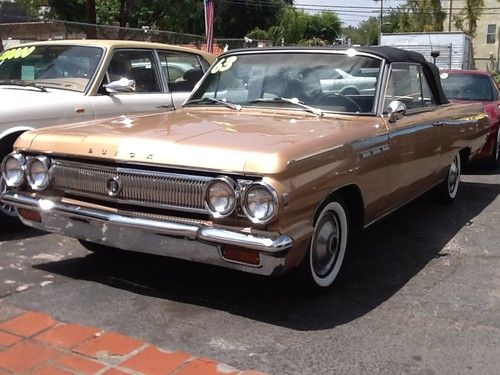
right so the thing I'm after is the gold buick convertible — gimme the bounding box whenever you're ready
[1,47,490,288]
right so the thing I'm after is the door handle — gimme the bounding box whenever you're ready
[156,104,174,109]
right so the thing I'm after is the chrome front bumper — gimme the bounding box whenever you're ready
[2,192,294,276]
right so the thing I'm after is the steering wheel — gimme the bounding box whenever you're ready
[312,92,362,113]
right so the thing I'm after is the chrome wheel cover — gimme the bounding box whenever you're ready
[311,211,341,278]
[448,154,460,198]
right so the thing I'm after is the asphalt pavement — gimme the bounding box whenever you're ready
[0,165,499,374]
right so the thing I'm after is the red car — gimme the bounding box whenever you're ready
[441,70,500,168]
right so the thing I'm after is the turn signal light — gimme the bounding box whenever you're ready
[221,245,260,266]
[18,208,42,223]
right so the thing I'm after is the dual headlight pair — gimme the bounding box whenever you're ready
[2,153,278,224]
[2,153,51,191]
[205,177,278,224]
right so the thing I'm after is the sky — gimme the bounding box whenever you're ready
[295,0,407,26]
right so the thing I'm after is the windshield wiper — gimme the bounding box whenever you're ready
[250,97,323,117]
[184,97,242,111]
[0,80,47,92]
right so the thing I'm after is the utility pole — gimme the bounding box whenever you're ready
[86,0,97,39]
[374,0,384,45]
[448,0,453,32]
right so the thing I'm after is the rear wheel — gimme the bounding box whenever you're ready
[299,199,349,289]
[488,129,500,169]
[436,153,461,203]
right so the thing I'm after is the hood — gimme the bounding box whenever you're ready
[19,108,375,174]
[0,87,82,125]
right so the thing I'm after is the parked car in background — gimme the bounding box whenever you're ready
[0,40,215,218]
[440,70,500,167]
[319,67,377,95]
[1,46,490,289]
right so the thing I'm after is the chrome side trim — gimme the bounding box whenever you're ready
[2,191,293,254]
[287,144,344,165]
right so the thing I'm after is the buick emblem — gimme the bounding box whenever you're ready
[106,176,122,197]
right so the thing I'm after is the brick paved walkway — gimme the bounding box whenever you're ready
[0,309,266,375]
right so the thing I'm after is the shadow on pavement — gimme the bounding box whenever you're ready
[0,220,45,242]
[463,160,500,176]
[34,180,500,331]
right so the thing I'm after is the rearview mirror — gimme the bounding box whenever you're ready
[386,100,407,122]
[105,78,136,93]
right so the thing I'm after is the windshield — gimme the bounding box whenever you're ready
[0,45,103,92]
[441,73,495,101]
[187,52,382,114]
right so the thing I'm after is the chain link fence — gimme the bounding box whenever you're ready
[0,20,272,55]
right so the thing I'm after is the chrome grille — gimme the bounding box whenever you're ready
[50,160,212,213]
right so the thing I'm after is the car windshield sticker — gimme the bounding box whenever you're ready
[21,65,36,80]
[0,46,36,61]
[211,56,237,74]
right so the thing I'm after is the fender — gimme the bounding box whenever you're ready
[0,126,34,143]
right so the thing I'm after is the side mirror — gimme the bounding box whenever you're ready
[105,78,136,93]
[386,100,407,122]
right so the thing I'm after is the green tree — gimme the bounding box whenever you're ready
[303,11,341,44]
[401,0,445,32]
[452,0,485,37]
[343,17,379,46]
[46,0,288,38]
[248,8,341,45]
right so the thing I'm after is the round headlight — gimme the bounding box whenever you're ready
[205,177,236,218]
[27,156,51,191]
[2,153,26,187]
[243,183,278,224]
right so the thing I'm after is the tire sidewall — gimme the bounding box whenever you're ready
[448,153,461,200]
[491,129,500,168]
[309,201,348,288]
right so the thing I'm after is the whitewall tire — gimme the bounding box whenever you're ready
[307,200,349,288]
[437,153,461,203]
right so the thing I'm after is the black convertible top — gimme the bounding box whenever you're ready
[349,46,448,105]
[225,45,449,105]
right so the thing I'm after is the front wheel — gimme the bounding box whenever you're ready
[301,199,349,289]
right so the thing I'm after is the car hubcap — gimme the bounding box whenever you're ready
[448,156,459,195]
[0,179,17,217]
[311,212,341,277]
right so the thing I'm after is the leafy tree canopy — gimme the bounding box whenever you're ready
[247,7,341,45]
[44,0,289,38]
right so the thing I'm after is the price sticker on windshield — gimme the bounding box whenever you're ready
[0,46,36,61]
[211,56,237,74]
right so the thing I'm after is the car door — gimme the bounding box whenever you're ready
[157,50,208,108]
[90,49,174,118]
[383,62,441,207]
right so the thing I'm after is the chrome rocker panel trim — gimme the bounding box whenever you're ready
[2,192,293,276]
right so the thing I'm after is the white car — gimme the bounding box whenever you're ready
[317,68,377,95]
[0,39,215,218]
